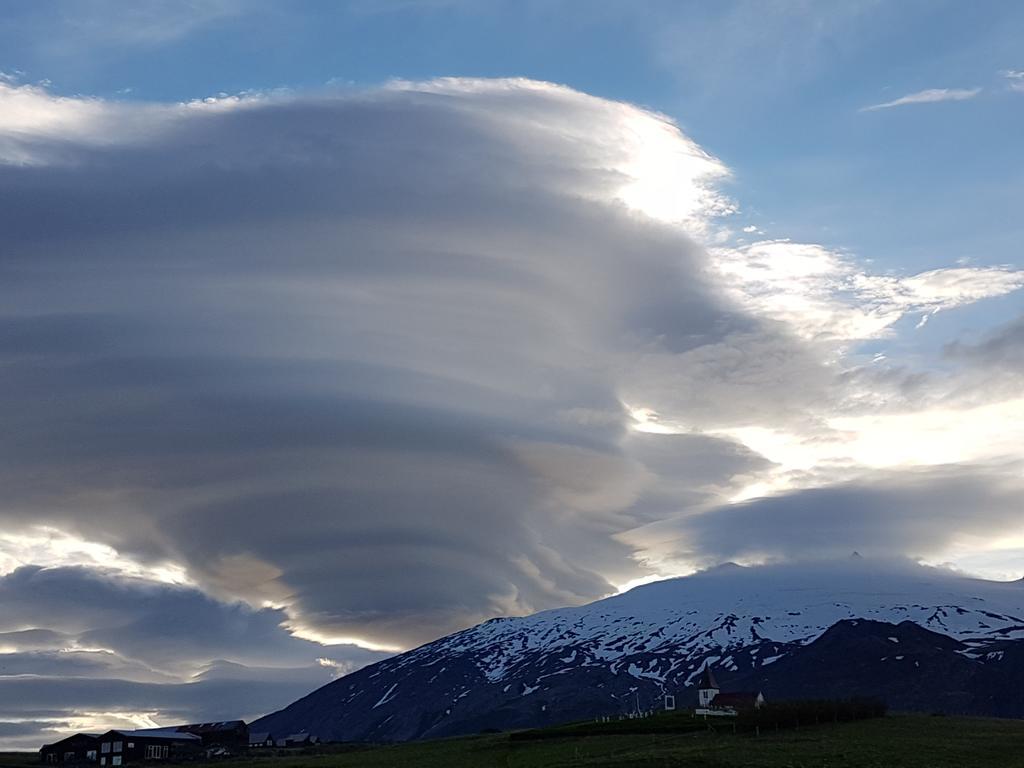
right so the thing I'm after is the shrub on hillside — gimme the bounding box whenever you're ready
[737,697,887,733]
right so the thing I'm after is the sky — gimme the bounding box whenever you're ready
[0,0,1023,750]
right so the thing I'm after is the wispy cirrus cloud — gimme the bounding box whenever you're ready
[41,0,248,48]
[860,87,981,112]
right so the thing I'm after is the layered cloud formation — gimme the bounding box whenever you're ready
[0,77,1021,746]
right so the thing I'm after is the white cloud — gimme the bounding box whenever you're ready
[1002,69,1024,92]
[0,528,190,586]
[860,87,981,111]
[386,77,735,231]
[0,81,272,165]
[711,239,1024,342]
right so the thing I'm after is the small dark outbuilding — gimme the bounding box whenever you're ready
[275,732,316,748]
[248,732,274,749]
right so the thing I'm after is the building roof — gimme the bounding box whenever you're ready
[697,665,719,690]
[99,721,246,743]
[104,728,202,741]
[41,733,100,750]
[710,691,761,708]
[179,721,246,733]
[249,732,272,744]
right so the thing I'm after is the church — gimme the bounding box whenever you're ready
[694,665,765,717]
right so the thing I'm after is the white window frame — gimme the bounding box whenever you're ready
[145,744,170,760]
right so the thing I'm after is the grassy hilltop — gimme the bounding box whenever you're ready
[250,715,1024,768]
[237,715,1024,768]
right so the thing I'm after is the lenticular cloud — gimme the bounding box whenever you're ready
[0,78,765,649]
[0,76,1021,662]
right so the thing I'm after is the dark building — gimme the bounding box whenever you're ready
[248,732,274,749]
[695,662,765,716]
[175,722,248,750]
[40,734,100,765]
[95,728,202,766]
[274,732,316,748]
[42,722,249,765]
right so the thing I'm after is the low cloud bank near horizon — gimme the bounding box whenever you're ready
[0,565,388,750]
[0,77,1022,747]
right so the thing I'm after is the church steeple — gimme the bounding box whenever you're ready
[697,663,720,709]
[698,665,719,691]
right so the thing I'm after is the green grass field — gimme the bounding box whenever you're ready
[5,715,1024,768]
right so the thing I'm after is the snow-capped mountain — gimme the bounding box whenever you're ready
[253,560,1024,741]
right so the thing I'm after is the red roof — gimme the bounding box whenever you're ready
[710,692,760,709]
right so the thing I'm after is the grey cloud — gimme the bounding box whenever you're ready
[0,721,53,738]
[0,565,386,749]
[0,629,74,651]
[0,566,386,673]
[946,315,1024,371]
[0,673,337,751]
[622,431,774,524]
[0,650,177,683]
[644,464,1024,566]
[0,675,334,721]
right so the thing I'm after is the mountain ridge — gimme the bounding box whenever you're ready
[254,561,1024,741]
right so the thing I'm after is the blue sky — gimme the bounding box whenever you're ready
[0,0,1023,748]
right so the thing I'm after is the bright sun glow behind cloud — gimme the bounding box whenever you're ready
[712,397,1024,506]
[611,106,734,229]
[0,527,192,585]
[829,398,1024,468]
